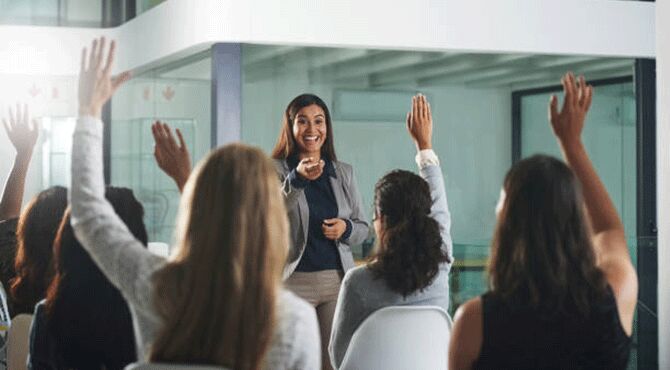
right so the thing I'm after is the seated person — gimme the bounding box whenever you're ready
[69,38,320,369]
[0,105,51,317]
[448,74,637,370]
[29,187,147,370]
[10,186,67,316]
[329,94,453,369]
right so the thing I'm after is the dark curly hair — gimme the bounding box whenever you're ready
[368,170,448,297]
[10,186,68,316]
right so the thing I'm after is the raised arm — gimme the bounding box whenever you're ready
[70,37,163,315]
[152,121,192,192]
[0,104,39,221]
[549,73,637,335]
[406,94,453,263]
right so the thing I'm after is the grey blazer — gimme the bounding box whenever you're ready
[275,159,370,278]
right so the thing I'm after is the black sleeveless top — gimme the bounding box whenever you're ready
[473,286,631,370]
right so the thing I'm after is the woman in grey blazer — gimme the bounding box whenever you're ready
[272,94,369,370]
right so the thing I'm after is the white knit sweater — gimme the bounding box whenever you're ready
[69,116,320,369]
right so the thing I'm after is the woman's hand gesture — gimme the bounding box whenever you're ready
[406,94,433,150]
[322,218,346,241]
[152,121,192,192]
[78,37,131,118]
[549,72,593,146]
[3,103,39,157]
[296,157,325,181]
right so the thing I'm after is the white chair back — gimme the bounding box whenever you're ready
[7,314,33,370]
[125,363,229,370]
[339,305,452,370]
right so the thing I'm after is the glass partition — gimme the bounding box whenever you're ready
[517,78,638,370]
[0,0,103,27]
[110,52,211,245]
[518,79,637,259]
[240,44,635,315]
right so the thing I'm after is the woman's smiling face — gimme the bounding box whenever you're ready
[292,104,327,156]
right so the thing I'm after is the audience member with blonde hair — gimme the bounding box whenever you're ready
[69,37,320,369]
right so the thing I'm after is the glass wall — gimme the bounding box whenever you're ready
[240,44,634,313]
[518,80,637,369]
[519,80,637,246]
[110,52,211,245]
[0,0,102,27]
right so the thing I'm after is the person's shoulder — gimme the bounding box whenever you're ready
[343,264,372,284]
[277,289,318,339]
[455,296,483,320]
[0,217,18,233]
[340,264,380,296]
[31,299,48,329]
[334,160,353,173]
[272,158,289,173]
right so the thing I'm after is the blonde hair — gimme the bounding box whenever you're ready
[149,144,289,369]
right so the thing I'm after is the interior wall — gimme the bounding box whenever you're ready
[656,1,669,368]
[110,72,211,244]
[241,55,512,251]
[0,0,655,77]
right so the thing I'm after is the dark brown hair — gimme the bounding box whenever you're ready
[488,155,608,317]
[45,187,147,370]
[10,186,67,316]
[271,93,337,161]
[369,170,449,297]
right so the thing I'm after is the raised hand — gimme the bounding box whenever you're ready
[322,218,346,241]
[3,103,39,157]
[152,121,192,192]
[296,157,325,181]
[406,94,433,150]
[78,37,131,118]
[549,72,593,145]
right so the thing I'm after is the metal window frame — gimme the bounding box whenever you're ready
[511,67,657,370]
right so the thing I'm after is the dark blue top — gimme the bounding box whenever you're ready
[287,156,352,272]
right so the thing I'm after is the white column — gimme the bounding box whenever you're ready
[657,1,670,368]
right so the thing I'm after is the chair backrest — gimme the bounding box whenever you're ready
[7,314,33,370]
[125,363,229,370]
[340,305,452,370]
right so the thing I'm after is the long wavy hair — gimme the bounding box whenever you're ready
[488,155,608,317]
[45,187,147,370]
[10,186,67,316]
[369,170,449,297]
[150,144,289,369]
[271,93,337,161]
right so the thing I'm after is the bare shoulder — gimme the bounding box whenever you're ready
[449,297,483,370]
[453,297,483,332]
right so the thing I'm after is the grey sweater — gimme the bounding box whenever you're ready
[328,153,453,369]
[70,116,321,369]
